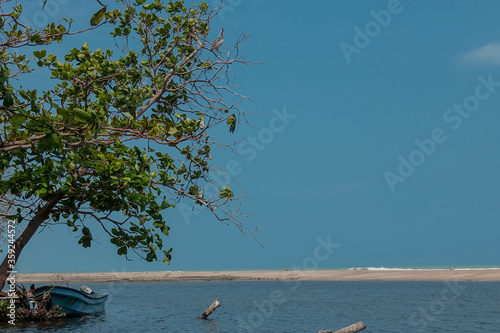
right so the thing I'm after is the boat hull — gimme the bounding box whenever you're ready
[34,286,109,316]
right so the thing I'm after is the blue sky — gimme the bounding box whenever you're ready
[13,0,500,273]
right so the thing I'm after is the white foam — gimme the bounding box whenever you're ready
[348,266,500,271]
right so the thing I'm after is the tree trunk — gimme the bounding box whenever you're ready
[198,298,221,319]
[318,322,366,333]
[0,190,63,290]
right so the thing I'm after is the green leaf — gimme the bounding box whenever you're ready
[226,114,235,125]
[57,107,70,118]
[146,251,157,262]
[117,246,127,255]
[110,237,123,247]
[90,7,107,26]
[78,227,93,248]
[219,186,234,201]
[9,114,26,128]
[0,70,8,83]
[51,133,62,148]
[161,225,170,236]
[3,90,13,107]
[226,113,236,133]
[153,221,170,236]
[33,50,47,59]
[188,186,198,195]
[162,248,173,263]
[38,134,53,151]
[30,34,42,44]
[73,108,92,122]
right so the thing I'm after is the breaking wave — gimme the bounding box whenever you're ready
[348,266,500,271]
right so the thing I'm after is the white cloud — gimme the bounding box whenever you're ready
[460,43,500,66]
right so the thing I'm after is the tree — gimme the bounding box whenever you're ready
[0,0,253,290]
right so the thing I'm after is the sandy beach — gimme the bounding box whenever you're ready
[15,269,500,284]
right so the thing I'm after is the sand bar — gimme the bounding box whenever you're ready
[14,269,500,284]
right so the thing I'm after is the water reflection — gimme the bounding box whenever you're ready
[202,319,221,332]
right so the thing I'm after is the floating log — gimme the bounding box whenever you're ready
[198,297,221,319]
[318,321,366,333]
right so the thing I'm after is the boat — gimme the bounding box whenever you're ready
[33,285,109,316]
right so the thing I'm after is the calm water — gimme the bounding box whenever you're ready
[2,280,499,332]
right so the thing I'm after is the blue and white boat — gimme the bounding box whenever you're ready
[34,285,109,316]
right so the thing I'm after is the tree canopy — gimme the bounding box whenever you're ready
[0,0,253,289]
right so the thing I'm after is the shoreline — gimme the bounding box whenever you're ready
[14,269,500,283]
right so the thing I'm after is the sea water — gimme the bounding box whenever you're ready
[2,280,499,332]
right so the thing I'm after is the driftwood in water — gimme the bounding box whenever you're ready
[0,287,66,322]
[318,321,366,333]
[39,290,51,310]
[15,285,30,309]
[198,298,221,319]
[16,305,66,321]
